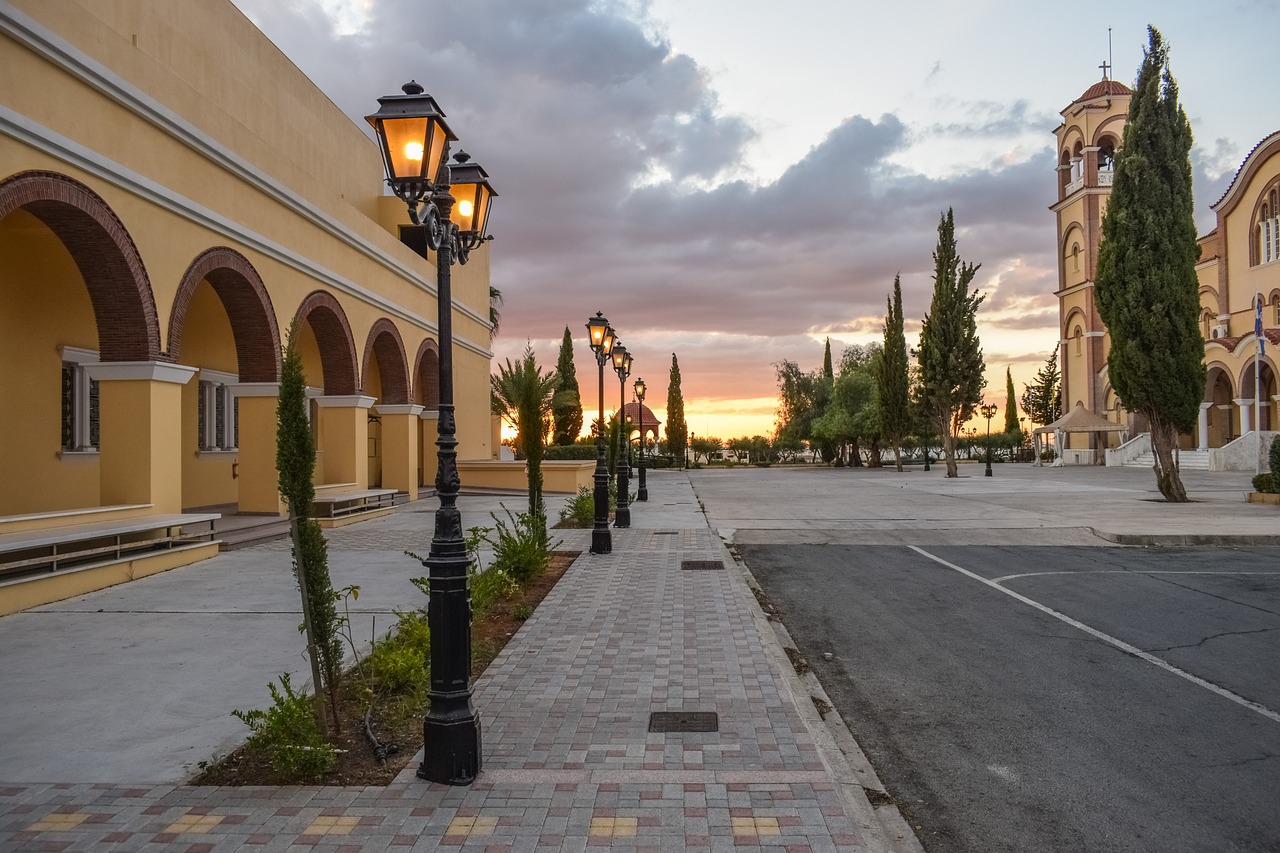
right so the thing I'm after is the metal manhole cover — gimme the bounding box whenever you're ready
[649,711,719,733]
[681,560,724,571]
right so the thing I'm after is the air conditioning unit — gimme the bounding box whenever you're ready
[1210,324,1228,339]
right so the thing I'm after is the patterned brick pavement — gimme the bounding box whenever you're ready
[0,477,866,852]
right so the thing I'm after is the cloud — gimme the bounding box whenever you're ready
[232,0,1065,419]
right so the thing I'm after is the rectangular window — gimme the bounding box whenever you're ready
[197,370,238,452]
[60,346,99,453]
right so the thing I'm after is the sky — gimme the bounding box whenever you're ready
[231,0,1278,442]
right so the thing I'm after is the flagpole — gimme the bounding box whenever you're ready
[1255,293,1263,475]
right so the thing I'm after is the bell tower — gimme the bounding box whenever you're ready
[1050,73,1131,422]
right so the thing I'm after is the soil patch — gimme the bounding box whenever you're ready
[192,550,580,786]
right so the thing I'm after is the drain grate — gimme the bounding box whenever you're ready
[649,711,719,733]
[681,560,724,571]
[653,531,679,536]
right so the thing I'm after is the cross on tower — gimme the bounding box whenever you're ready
[1099,60,1111,80]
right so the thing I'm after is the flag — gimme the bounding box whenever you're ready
[1257,293,1266,357]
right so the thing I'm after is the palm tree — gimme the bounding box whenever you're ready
[489,286,503,340]
[491,343,556,538]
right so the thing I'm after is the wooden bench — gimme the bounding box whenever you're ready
[0,513,220,582]
[311,489,397,519]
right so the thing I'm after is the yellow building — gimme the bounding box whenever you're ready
[0,0,494,612]
[1051,74,1279,466]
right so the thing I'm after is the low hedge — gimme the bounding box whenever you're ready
[542,444,599,461]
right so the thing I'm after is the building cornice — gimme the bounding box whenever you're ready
[0,4,494,359]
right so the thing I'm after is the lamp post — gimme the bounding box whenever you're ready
[366,82,496,786]
[980,402,998,477]
[634,377,648,501]
[612,345,632,527]
[586,312,615,554]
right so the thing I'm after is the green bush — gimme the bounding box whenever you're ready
[558,486,595,527]
[469,563,520,616]
[1253,473,1279,494]
[487,508,550,587]
[543,444,599,461]
[232,673,335,781]
[1270,435,1280,479]
[363,612,430,692]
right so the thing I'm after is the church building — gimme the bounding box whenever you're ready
[1050,73,1278,467]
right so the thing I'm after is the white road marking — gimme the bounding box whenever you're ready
[992,570,1278,583]
[908,545,1280,725]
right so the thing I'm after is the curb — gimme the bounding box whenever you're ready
[714,534,926,853]
[1088,528,1280,546]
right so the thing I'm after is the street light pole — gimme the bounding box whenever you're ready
[634,377,647,502]
[366,81,497,786]
[981,402,997,478]
[586,312,615,554]
[613,346,632,527]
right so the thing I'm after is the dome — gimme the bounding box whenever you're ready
[1074,78,1131,104]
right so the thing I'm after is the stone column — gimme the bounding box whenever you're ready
[419,409,440,490]
[314,395,376,488]
[1198,402,1212,451]
[376,404,424,501]
[88,361,197,513]
[1235,398,1254,436]
[230,382,284,515]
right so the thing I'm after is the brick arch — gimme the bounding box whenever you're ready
[413,338,441,409]
[169,247,281,382]
[292,290,358,395]
[362,319,411,405]
[0,170,160,361]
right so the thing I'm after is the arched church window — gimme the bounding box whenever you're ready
[1202,310,1213,339]
[1070,243,1081,273]
[1098,139,1116,170]
[1073,325,1083,356]
[1272,294,1280,326]
[1256,184,1280,265]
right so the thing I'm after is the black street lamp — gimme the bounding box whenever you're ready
[586,312,615,554]
[634,377,648,501]
[366,81,496,786]
[612,345,632,528]
[980,402,998,477]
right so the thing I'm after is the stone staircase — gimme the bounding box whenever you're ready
[1122,449,1211,470]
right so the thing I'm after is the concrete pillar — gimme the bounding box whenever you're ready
[1235,398,1254,435]
[419,409,439,489]
[88,361,197,513]
[1198,402,1212,452]
[231,383,284,515]
[376,404,423,500]
[315,395,376,488]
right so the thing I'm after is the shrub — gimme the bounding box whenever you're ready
[1253,473,1279,494]
[232,673,336,781]
[363,613,429,692]
[543,444,598,461]
[487,508,550,587]
[1270,435,1280,479]
[558,486,594,527]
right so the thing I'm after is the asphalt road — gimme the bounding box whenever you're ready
[740,543,1280,853]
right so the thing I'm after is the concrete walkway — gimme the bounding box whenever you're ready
[0,463,1273,851]
[0,472,887,852]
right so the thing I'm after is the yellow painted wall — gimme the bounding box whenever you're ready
[179,282,240,508]
[1,0,494,528]
[0,210,101,514]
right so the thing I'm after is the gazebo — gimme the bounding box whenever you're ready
[1032,402,1129,466]
[618,401,661,445]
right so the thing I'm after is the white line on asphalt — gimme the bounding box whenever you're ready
[992,570,1278,583]
[908,545,1280,725]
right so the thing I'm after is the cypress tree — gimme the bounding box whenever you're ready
[1021,345,1062,426]
[551,326,583,445]
[822,337,834,383]
[276,322,342,734]
[878,275,911,471]
[917,208,986,477]
[1095,26,1204,502]
[666,354,688,468]
[1004,367,1019,434]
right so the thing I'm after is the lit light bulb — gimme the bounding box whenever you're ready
[404,141,424,161]
[457,200,474,218]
